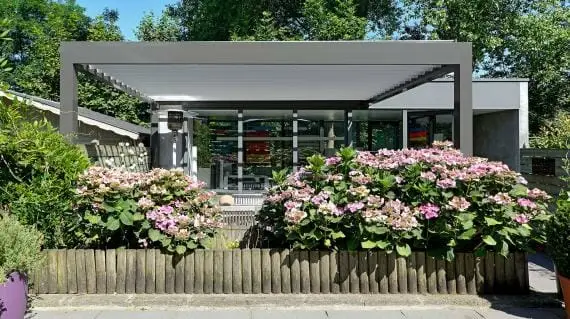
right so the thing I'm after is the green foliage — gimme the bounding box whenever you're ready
[73,167,223,253]
[258,144,551,259]
[194,120,212,167]
[546,164,570,278]
[0,213,44,283]
[168,0,399,41]
[531,111,570,149]
[0,99,90,248]
[135,11,181,41]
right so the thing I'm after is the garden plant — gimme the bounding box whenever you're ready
[258,141,551,260]
[73,167,223,254]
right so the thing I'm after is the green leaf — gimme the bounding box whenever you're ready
[517,226,531,237]
[160,237,172,247]
[482,235,497,246]
[106,217,120,231]
[101,202,116,212]
[141,220,151,230]
[85,214,101,224]
[364,225,389,235]
[175,245,187,255]
[500,241,509,257]
[458,228,477,240]
[509,184,528,197]
[133,212,145,221]
[186,241,198,249]
[119,211,134,226]
[376,240,390,249]
[330,231,345,239]
[361,240,376,249]
[396,243,411,257]
[484,217,502,226]
[148,229,162,242]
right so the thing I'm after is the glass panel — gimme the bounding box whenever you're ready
[370,122,400,150]
[207,115,238,190]
[408,115,432,149]
[434,113,453,142]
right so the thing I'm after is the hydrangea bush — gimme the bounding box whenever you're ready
[258,142,551,259]
[74,167,222,254]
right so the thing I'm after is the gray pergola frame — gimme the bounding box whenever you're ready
[60,41,473,158]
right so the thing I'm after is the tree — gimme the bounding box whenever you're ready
[136,11,181,41]
[167,0,400,40]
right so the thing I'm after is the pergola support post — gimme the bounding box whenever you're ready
[344,110,353,147]
[237,109,244,192]
[59,62,79,139]
[292,110,299,172]
[454,57,473,155]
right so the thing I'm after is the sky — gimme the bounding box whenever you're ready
[76,0,173,41]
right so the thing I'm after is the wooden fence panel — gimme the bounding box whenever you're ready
[32,249,528,295]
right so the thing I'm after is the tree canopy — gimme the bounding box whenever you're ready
[0,0,567,134]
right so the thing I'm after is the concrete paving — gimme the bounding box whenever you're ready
[30,307,566,319]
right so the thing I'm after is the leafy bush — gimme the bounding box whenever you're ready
[0,213,44,284]
[0,99,90,248]
[546,160,570,278]
[531,111,570,149]
[74,167,223,254]
[258,142,551,259]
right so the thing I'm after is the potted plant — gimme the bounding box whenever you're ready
[547,193,570,316]
[0,213,44,319]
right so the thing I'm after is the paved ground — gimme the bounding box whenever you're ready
[30,307,566,319]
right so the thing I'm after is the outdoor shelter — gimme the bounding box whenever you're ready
[59,41,473,191]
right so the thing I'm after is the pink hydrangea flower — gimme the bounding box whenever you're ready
[418,203,440,220]
[285,208,308,224]
[420,171,437,181]
[489,193,512,205]
[517,198,537,209]
[346,202,365,213]
[527,188,551,200]
[448,196,470,212]
[284,200,302,211]
[325,157,341,166]
[436,178,456,189]
[514,214,529,224]
[137,197,155,209]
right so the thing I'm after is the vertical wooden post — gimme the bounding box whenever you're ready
[388,253,398,294]
[300,251,311,293]
[330,251,340,294]
[397,256,408,293]
[95,250,106,294]
[426,256,437,294]
[416,252,427,294]
[495,253,505,293]
[75,250,87,294]
[290,250,301,294]
[348,251,359,293]
[155,250,166,294]
[407,253,418,294]
[319,251,330,294]
[203,250,214,294]
[446,258,457,294]
[125,250,136,293]
[57,250,68,294]
[436,259,447,294]
[194,250,204,294]
[105,249,116,294]
[232,250,242,293]
[358,252,369,294]
[464,253,477,295]
[271,249,282,293]
[184,252,195,294]
[310,251,321,293]
[281,249,292,294]
[213,250,224,294]
[378,252,388,294]
[145,249,156,293]
[484,252,495,294]
[368,251,379,294]
[455,253,467,295]
[175,255,186,294]
[135,250,146,293]
[66,250,78,294]
[261,249,272,294]
[250,249,260,294]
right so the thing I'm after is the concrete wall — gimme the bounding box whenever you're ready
[473,110,520,170]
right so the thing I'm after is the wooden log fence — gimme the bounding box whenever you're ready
[28,249,528,295]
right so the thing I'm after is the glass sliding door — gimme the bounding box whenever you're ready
[407,111,453,149]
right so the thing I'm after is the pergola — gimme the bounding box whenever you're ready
[60,41,473,185]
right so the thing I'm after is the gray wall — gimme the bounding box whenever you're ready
[473,110,520,170]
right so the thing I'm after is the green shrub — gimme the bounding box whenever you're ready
[73,167,223,254]
[258,142,551,260]
[0,99,90,248]
[0,213,44,284]
[546,160,570,278]
[531,111,570,149]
